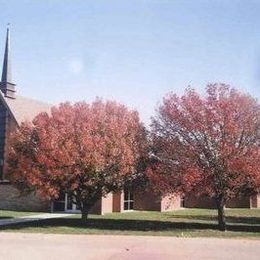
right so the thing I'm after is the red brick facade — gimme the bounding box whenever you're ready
[89,189,182,215]
[184,194,260,209]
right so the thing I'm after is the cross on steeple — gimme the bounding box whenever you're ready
[0,25,16,99]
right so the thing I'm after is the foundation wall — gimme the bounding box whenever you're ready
[0,182,50,212]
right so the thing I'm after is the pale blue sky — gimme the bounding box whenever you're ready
[0,0,259,123]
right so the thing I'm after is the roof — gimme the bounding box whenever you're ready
[3,94,52,125]
[0,27,52,125]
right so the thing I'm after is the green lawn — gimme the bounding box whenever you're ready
[0,208,260,238]
[0,210,41,219]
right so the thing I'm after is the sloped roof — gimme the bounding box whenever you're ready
[1,92,52,125]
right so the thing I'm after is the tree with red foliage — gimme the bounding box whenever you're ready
[7,99,147,222]
[148,84,260,231]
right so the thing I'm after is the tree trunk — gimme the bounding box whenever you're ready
[81,204,89,224]
[216,195,226,231]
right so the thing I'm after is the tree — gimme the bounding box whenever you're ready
[7,99,147,222]
[148,84,260,231]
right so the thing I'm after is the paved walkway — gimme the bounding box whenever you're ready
[0,213,72,226]
[0,233,259,260]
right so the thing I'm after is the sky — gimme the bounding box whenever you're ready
[0,0,260,124]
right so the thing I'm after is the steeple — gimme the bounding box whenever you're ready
[0,25,16,99]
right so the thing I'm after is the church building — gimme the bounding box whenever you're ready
[0,27,258,213]
[0,27,182,213]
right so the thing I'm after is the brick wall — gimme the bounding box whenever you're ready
[184,195,254,209]
[226,197,251,208]
[184,195,216,208]
[0,182,50,211]
[134,190,161,211]
[112,192,123,212]
[161,195,182,211]
[134,190,182,212]
[89,199,101,214]
[101,193,113,214]
[250,194,260,208]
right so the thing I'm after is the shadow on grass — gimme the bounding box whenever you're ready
[0,216,13,220]
[166,214,260,225]
[1,217,260,233]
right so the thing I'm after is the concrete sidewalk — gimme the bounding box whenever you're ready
[0,213,73,226]
[0,233,259,260]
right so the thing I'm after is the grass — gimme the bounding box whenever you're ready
[0,210,41,219]
[0,208,259,238]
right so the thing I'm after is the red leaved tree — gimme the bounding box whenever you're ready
[148,84,260,231]
[7,99,147,221]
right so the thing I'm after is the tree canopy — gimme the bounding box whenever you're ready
[148,84,260,230]
[7,99,147,221]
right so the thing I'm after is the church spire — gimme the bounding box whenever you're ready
[0,25,16,99]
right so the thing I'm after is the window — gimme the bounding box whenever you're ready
[53,193,80,212]
[53,192,65,211]
[124,188,134,210]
